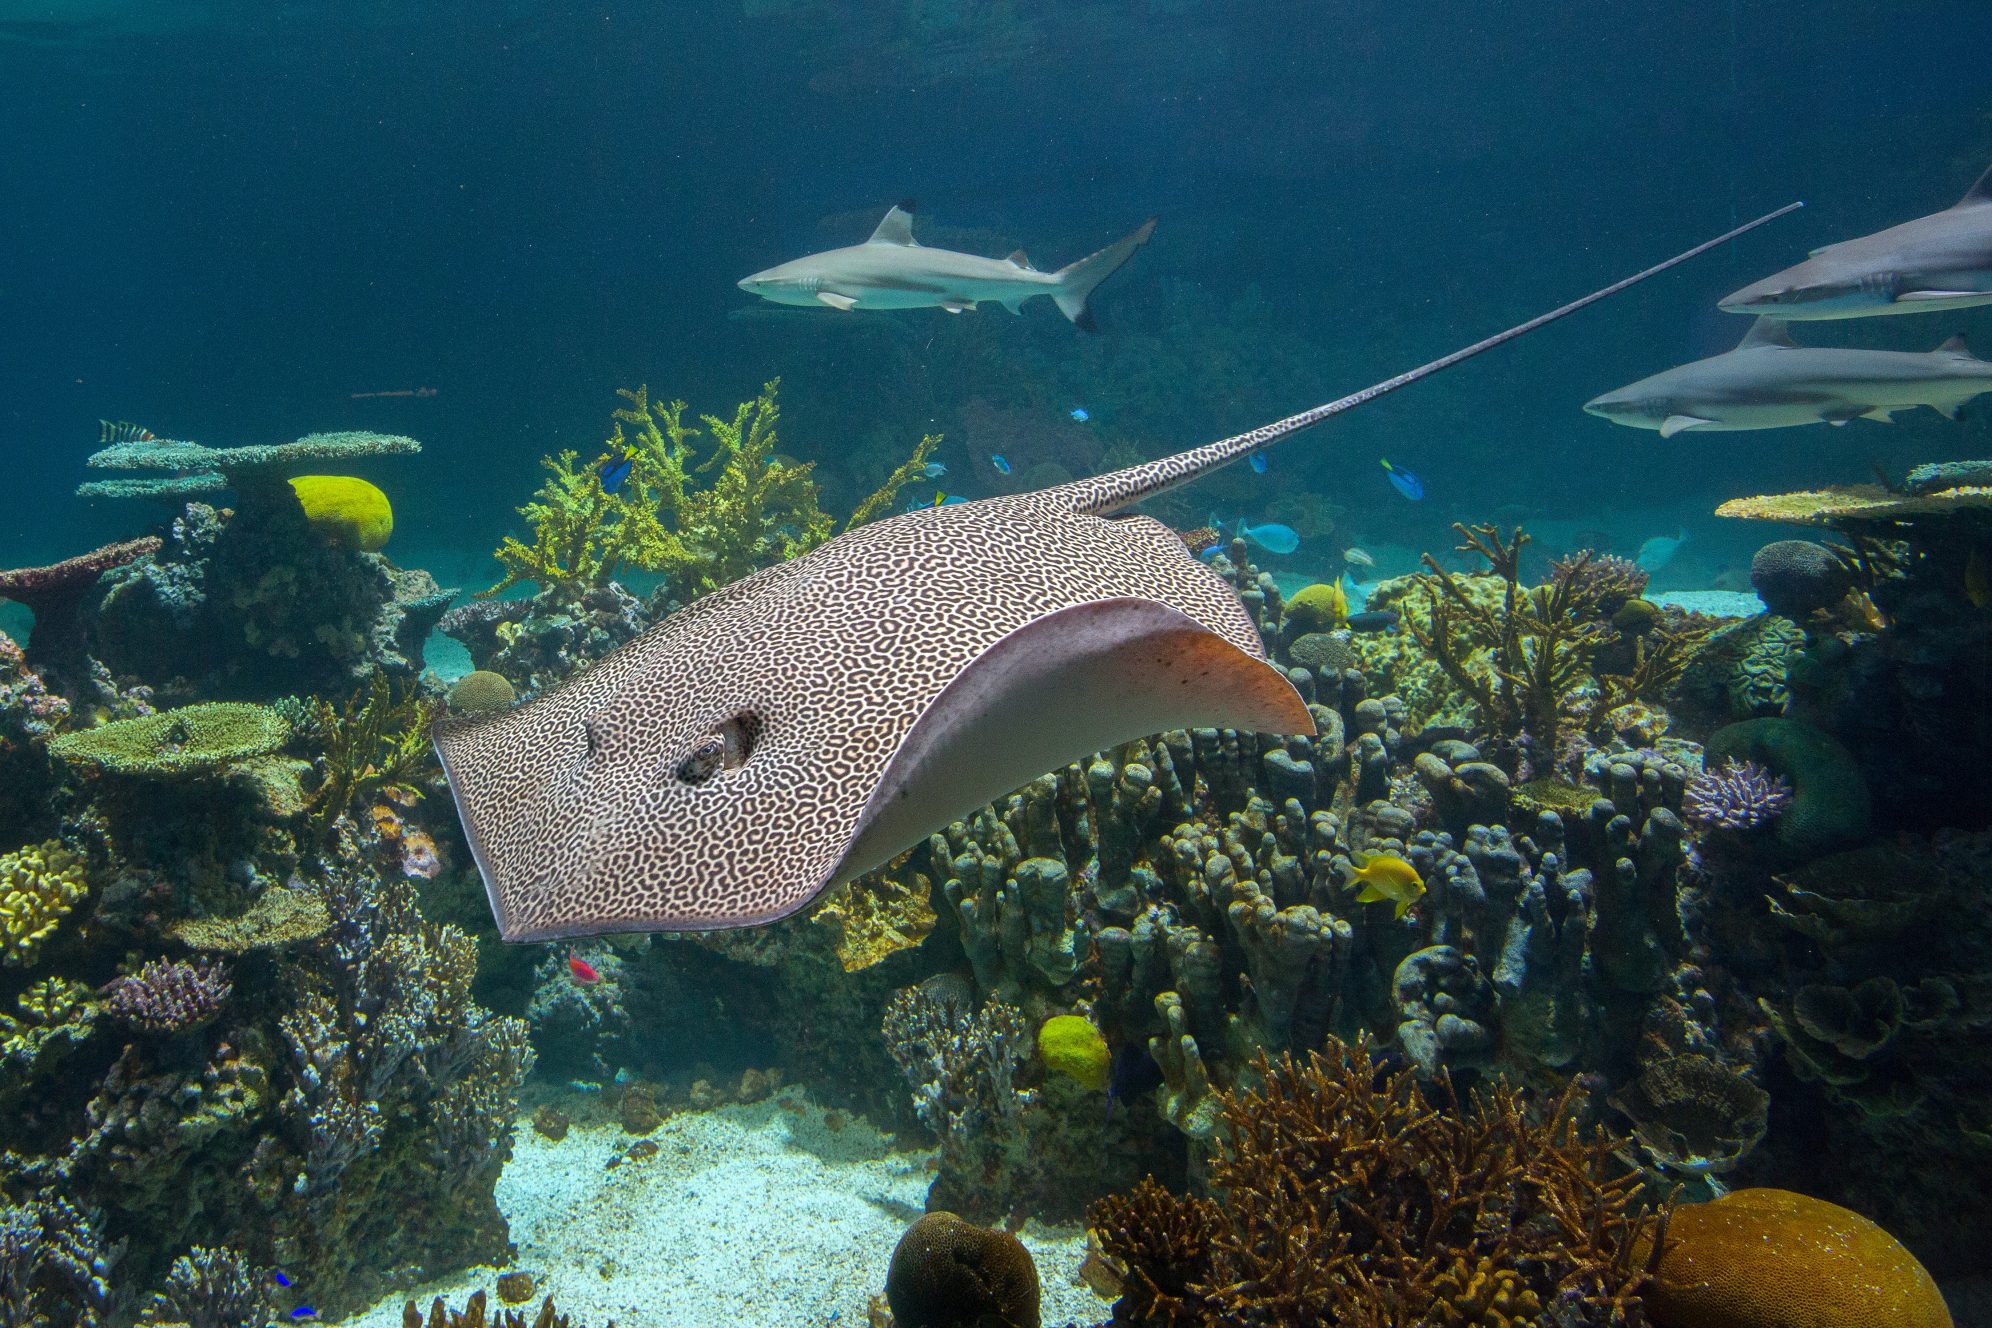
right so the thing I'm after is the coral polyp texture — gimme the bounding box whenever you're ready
[106,957,235,1033]
[0,838,89,967]
[49,701,290,778]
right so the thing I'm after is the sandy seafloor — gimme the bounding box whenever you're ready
[339,1088,1105,1328]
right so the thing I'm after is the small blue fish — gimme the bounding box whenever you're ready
[290,1308,317,1321]
[990,454,1012,475]
[1070,407,1090,422]
[272,1271,293,1289]
[1380,458,1424,501]
[1249,452,1268,474]
[598,453,634,494]
[921,461,947,479]
[1235,519,1300,555]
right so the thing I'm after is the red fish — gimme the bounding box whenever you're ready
[568,954,601,985]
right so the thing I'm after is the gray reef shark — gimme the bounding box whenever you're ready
[1721,164,1992,318]
[737,203,1155,329]
[1585,317,1992,438]
[436,205,1793,943]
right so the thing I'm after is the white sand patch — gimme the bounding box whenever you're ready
[337,1090,1106,1328]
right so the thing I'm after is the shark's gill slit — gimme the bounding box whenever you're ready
[675,711,763,785]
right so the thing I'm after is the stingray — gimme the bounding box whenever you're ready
[435,204,1796,942]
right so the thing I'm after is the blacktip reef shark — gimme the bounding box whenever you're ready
[736,203,1156,329]
[435,202,1797,943]
[1584,316,1992,438]
[1721,163,1992,319]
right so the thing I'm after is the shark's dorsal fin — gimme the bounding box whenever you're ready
[1937,332,1972,355]
[1957,163,1992,208]
[1738,316,1797,350]
[1006,248,1033,269]
[868,202,919,246]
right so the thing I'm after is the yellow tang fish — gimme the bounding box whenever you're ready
[1347,850,1425,919]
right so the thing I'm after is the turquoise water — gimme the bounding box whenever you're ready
[2,4,1989,1326]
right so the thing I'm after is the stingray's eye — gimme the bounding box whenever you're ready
[674,711,764,784]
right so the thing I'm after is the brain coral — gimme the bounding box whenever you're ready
[1037,1014,1110,1091]
[1283,580,1349,633]
[447,669,518,714]
[1646,1188,1951,1328]
[289,474,394,551]
[885,1211,1040,1328]
[48,702,289,778]
[0,839,89,966]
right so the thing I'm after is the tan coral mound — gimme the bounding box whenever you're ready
[1715,483,1992,526]
[1645,1188,1951,1328]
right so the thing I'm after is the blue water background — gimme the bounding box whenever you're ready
[1,0,1987,596]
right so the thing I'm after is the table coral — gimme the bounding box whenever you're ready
[0,838,88,967]
[78,429,421,500]
[1644,1188,1952,1328]
[48,701,288,778]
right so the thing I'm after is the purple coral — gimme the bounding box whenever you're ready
[107,958,234,1033]
[1683,758,1793,832]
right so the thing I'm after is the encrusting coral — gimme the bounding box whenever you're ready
[1087,1036,1662,1326]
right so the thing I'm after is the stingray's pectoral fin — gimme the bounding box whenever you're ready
[832,597,1313,886]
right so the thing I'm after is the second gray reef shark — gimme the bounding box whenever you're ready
[1585,316,1992,437]
[1721,163,1992,319]
[737,203,1155,329]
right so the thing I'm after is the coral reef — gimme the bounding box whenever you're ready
[136,1245,275,1328]
[884,1211,1040,1328]
[288,475,394,552]
[0,537,162,677]
[1702,718,1869,859]
[0,839,89,968]
[1681,759,1791,833]
[1645,1189,1951,1328]
[105,958,234,1034]
[404,1291,577,1328]
[0,1192,116,1328]
[1087,1037,1660,1325]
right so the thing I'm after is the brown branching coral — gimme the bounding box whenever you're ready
[1088,1037,1662,1326]
[404,1291,575,1328]
[304,671,440,835]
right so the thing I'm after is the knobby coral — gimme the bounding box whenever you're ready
[1087,1037,1661,1326]
[106,958,235,1033]
[0,838,89,967]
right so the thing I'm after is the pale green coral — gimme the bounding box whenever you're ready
[171,885,332,952]
[481,378,937,600]
[48,702,289,778]
[1,841,89,966]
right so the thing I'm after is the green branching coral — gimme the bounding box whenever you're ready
[1,839,90,966]
[481,378,937,600]
[0,977,96,1080]
[305,671,441,834]
[48,702,290,778]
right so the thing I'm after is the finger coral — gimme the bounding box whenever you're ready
[0,838,89,967]
[1087,1036,1661,1326]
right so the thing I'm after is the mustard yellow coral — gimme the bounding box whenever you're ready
[1038,1014,1111,1091]
[289,474,394,550]
[1,840,89,966]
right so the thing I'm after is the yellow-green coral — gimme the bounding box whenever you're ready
[306,671,439,833]
[1,840,89,966]
[481,378,938,600]
[1284,579,1350,632]
[0,978,97,1091]
[1038,1014,1111,1091]
[48,702,289,778]
[171,885,332,952]
[289,474,394,551]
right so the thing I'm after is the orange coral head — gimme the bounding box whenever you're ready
[1645,1188,1951,1328]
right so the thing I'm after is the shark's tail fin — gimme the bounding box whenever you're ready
[1052,218,1157,330]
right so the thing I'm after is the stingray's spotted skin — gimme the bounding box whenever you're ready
[435,207,1793,941]
[435,495,1261,940]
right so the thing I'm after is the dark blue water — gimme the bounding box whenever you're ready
[3,0,1987,584]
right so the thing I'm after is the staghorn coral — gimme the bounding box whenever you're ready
[1550,549,1649,614]
[1088,1037,1662,1326]
[48,703,289,779]
[136,1245,276,1328]
[1681,759,1791,832]
[0,839,89,967]
[0,1192,115,1328]
[302,671,439,836]
[106,958,234,1034]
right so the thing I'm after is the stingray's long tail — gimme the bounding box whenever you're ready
[1056,202,1802,517]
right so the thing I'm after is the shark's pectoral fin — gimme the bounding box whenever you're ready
[939,298,976,314]
[832,597,1313,886]
[1861,408,1896,423]
[816,291,859,311]
[1658,414,1714,439]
